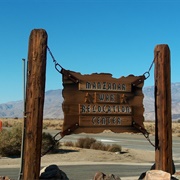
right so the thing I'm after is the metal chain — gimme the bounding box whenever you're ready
[46,46,158,149]
[47,45,160,81]
[41,123,79,157]
[143,51,160,80]
[47,46,63,74]
[132,121,157,148]
[141,51,160,148]
[41,132,63,157]
[142,132,156,148]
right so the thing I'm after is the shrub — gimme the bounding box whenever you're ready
[2,121,9,127]
[43,123,48,129]
[0,125,22,157]
[67,137,122,153]
[75,137,96,149]
[90,141,108,151]
[41,132,60,155]
[64,141,75,147]
[108,144,122,153]
[0,126,59,157]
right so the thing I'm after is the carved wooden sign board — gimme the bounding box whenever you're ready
[61,69,145,134]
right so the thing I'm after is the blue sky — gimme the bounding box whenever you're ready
[0,0,180,103]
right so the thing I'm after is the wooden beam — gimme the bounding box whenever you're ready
[22,29,47,180]
[154,44,173,174]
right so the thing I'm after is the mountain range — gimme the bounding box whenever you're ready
[0,82,180,120]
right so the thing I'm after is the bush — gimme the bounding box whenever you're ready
[108,144,122,153]
[41,132,59,155]
[43,123,48,129]
[66,137,122,153]
[0,125,22,157]
[64,141,75,147]
[0,126,59,157]
[90,141,108,151]
[75,137,96,149]
[2,120,9,127]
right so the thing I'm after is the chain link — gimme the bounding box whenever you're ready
[47,45,160,81]
[46,46,158,149]
[143,51,160,80]
[41,132,63,157]
[41,123,79,157]
[146,134,157,148]
[142,131,156,148]
[47,46,63,74]
[132,121,157,148]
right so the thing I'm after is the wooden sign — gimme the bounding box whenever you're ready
[61,69,145,134]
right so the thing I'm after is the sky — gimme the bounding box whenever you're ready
[0,0,180,103]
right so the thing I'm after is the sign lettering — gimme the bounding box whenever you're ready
[61,70,145,134]
[79,81,131,92]
[79,104,132,114]
[79,116,132,126]
[96,93,117,103]
[95,92,128,103]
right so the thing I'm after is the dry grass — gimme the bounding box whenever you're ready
[43,119,63,130]
[0,118,22,128]
[144,121,180,136]
[1,118,180,136]
[0,118,63,130]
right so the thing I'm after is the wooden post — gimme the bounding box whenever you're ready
[154,44,173,174]
[22,29,47,180]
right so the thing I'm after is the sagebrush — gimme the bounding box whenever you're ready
[0,125,22,157]
[64,136,122,153]
[0,125,59,157]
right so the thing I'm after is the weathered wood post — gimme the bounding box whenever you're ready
[154,44,173,174]
[22,29,47,180]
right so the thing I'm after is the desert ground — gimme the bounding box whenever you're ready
[0,119,157,167]
[0,119,180,179]
[1,119,180,136]
[0,146,155,170]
